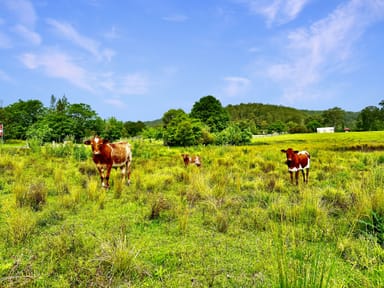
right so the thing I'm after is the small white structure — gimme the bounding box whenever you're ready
[317,127,334,133]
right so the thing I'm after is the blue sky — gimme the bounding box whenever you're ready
[1,0,384,121]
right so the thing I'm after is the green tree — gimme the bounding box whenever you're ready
[124,121,146,137]
[214,124,252,145]
[26,122,53,145]
[162,109,187,128]
[1,99,46,139]
[141,127,163,140]
[268,121,286,134]
[356,106,382,131]
[305,118,322,132]
[190,95,229,132]
[67,103,100,142]
[162,109,205,146]
[321,107,346,131]
[103,117,124,141]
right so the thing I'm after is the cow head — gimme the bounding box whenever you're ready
[281,148,298,165]
[84,136,109,155]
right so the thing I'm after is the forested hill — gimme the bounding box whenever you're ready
[226,103,307,123]
[225,102,359,130]
[145,102,360,130]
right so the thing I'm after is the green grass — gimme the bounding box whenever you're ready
[1,132,384,287]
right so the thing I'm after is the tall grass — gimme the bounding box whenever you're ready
[1,132,384,286]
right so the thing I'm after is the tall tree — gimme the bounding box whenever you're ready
[67,103,100,142]
[162,109,205,146]
[321,107,346,131]
[103,117,124,141]
[2,99,46,139]
[124,121,146,137]
[190,95,229,132]
[356,106,382,131]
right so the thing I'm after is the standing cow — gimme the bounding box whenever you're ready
[84,136,132,188]
[281,148,310,185]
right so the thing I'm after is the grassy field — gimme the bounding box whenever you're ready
[1,132,384,287]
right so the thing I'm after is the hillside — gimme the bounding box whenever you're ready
[146,103,359,129]
[226,103,359,129]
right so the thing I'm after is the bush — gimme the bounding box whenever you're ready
[14,182,47,211]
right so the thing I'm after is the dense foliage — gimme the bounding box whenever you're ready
[0,96,145,143]
[2,95,384,146]
[190,95,229,132]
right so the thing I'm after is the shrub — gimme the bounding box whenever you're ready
[357,210,384,247]
[96,235,142,280]
[149,195,172,220]
[5,208,37,244]
[14,182,47,211]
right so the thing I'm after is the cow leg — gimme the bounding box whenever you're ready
[295,171,299,185]
[120,165,126,184]
[305,169,309,184]
[104,166,112,188]
[121,162,130,185]
[301,170,305,183]
[127,164,131,185]
[97,167,105,187]
[289,171,293,184]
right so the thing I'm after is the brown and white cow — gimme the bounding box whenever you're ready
[281,148,310,185]
[84,136,132,188]
[181,153,201,168]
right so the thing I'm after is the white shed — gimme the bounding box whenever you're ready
[317,127,335,133]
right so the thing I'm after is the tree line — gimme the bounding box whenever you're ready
[0,94,383,146]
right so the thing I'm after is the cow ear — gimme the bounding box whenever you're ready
[84,140,91,145]
[294,150,299,154]
[281,149,286,153]
[103,139,109,144]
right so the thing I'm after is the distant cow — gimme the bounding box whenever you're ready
[84,136,132,188]
[281,148,310,185]
[181,153,201,167]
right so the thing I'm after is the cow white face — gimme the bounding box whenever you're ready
[84,136,108,155]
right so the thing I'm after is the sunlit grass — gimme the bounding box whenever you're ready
[1,132,384,286]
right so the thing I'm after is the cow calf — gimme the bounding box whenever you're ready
[281,148,310,185]
[181,154,201,167]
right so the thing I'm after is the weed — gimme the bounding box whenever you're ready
[96,235,142,280]
[149,195,172,220]
[5,208,37,244]
[357,210,384,247]
[216,211,229,233]
[14,181,47,211]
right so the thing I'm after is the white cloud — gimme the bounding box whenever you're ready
[162,14,189,22]
[120,74,149,94]
[19,51,93,91]
[104,98,126,108]
[46,18,114,62]
[13,24,41,45]
[240,0,310,26]
[4,0,37,26]
[265,0,384,103]
[98,72,150,95]
[223,76,251,97]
